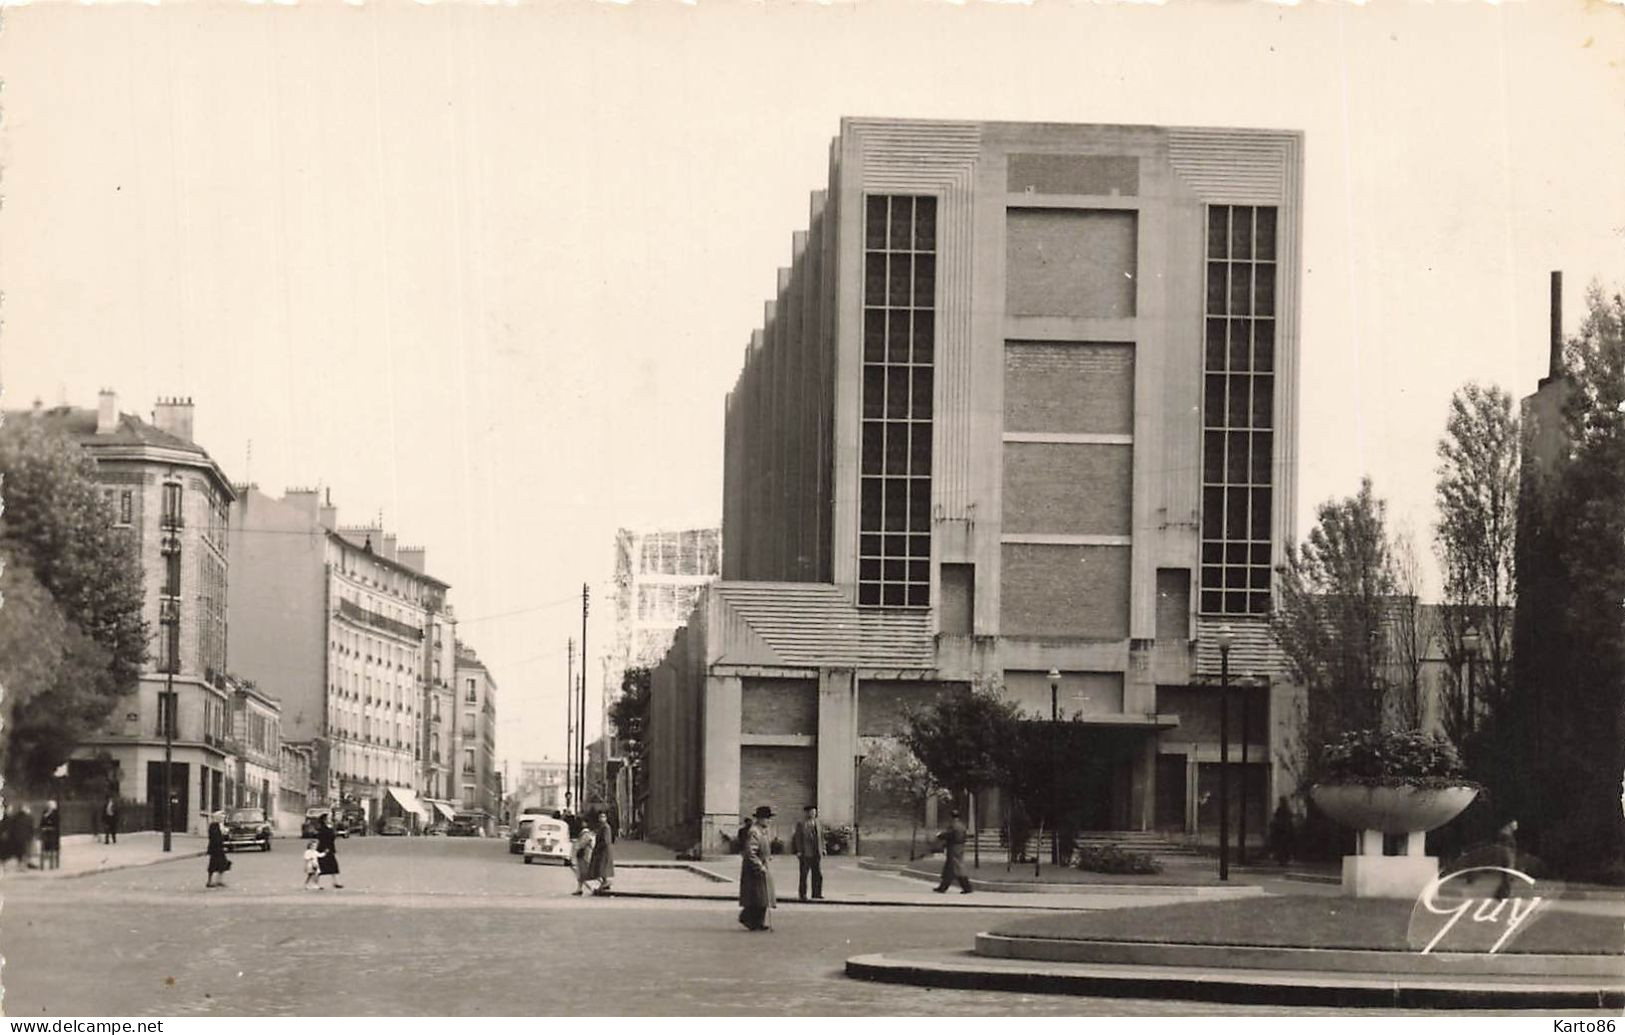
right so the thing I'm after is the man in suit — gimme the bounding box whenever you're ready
[790,804,825,901]
[933,808,972,894]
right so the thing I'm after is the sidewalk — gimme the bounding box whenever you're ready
[605,854,1262,911]
[2,831,206,881]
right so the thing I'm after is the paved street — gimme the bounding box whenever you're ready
[1,836,1436,1017]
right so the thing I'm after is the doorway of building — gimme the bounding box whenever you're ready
[146,761,190,832]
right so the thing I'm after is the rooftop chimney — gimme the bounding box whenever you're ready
[318,487,338,531]
[1549,270,1564,380]
[379,533,398,562]
[96,390,118,435]
[398,547,427,574]
[152,396,195,443]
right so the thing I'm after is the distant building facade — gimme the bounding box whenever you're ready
[454,643,500,831]
[228,676,281,817]
[228,486,450,830]
[514,759,568,813]
[650,119,1304,852]
[31,393,238,835]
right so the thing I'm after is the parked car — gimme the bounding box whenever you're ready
[509,816,538,854]
[379,816,408,837]
[448,815,481,838]
[224,807,272,852]
[523,816,572,866]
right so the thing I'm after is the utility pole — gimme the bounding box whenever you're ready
[580,583,589,812]
[565,639,575,813]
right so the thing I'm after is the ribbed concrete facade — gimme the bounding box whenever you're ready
[653,118,1304,853]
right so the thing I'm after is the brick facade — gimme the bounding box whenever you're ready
[1000,543,1130,639]
[741,678,817,736]
[739,745,816,819]
[1002,442,1132,536]
[1004,343,1134,435]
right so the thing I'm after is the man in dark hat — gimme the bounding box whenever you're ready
[790,804,825,901]
[933,807,972,894]
[738,805,777,931]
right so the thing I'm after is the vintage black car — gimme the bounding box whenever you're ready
[224,807,272,852]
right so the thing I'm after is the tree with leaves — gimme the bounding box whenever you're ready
[897,685,1022,806]
[1434,382,1520,747]
[1513,283,1625,874]
[864,738,941,860]
[0,420,148,790]
[1270,478,1402,765]
[607,665,651,828]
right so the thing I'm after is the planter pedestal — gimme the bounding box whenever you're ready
[1341,829,1436,898]
[1311,785,1478,900]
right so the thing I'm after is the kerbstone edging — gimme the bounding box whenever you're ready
[975,932,1625,978]
[859,857,1264,897]
[844,949,1625,1010]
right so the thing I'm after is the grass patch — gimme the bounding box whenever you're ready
[991,895,1623,956]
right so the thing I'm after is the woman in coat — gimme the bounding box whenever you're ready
[206,811,231,888]
[38,800,61,870]
[316,813,343,889]
[588,811,615,895]
[571,820,598,896]
[737,805,777,931]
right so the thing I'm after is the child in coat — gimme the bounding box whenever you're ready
[303,840,322,890]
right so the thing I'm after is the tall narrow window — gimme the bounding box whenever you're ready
[859,194,936,608]
[1199,206,1277,615]
[162,482,183,528]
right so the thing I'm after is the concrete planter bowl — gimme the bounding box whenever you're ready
[1310,783,1478,835]
[1311,783,1480,898]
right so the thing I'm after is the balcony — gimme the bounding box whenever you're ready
[337,598,424,642]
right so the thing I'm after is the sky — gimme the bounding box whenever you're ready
[3,0,1623,771]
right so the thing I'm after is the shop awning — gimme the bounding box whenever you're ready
[386,785,430,820]
[431,801,457,822]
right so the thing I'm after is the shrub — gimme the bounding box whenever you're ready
[1318,728,1475,788]
[822,825,852,855]
[1075,844,1163,875]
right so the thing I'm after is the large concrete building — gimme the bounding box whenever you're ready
[649,118,1303,852]
[228,486,451,828]
[33,394,238,835]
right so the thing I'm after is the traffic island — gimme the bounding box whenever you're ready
[846,894,1625,1009]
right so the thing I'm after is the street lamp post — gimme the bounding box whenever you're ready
[1216,626,1234,882]
[853,753,865,857]
[1461,623,1482,736]
[1047,667,1061,871]
[1237,675,1253,866]
[160,468,180,853]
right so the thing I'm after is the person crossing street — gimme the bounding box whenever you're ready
[933,808,972,895]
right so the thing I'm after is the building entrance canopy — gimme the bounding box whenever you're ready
[385,785,430,820]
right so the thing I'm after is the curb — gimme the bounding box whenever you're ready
[860,858,1264,898]
[844,950,1625,1010]
[8,848,207,882]
[602,889,1093,911]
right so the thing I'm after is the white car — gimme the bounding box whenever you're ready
[523,816,573,865]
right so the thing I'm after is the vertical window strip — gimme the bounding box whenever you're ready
[1199,205,1277,616]
[859,194,936,608]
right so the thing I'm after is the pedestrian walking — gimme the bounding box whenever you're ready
[737,805,777,931]
[0,805,28,874]
[933,808,972,894]
[315,813,343,889]
[302,840,322,890]
[1493,819,1520,899]
[790,804,824,901]
[38,800,61,870]
[206,811,231,889]
[588,810,615,895]
[9,805,36,872]
[571,820,598,896]
[101,795,120,845]
[1268,796,1295,867]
